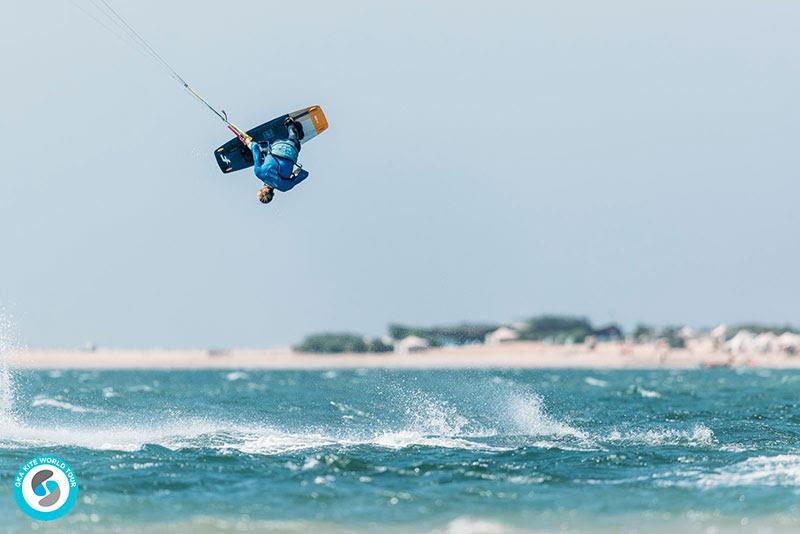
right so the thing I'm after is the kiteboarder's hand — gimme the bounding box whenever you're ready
[244,137,253,149]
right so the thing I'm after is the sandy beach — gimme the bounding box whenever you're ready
[6,341,800,369]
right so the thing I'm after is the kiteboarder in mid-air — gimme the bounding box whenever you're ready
[69,1,327,207]
[246,118,310,204]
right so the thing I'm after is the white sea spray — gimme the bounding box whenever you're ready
[697,454,800,488]
[0,310,19,425]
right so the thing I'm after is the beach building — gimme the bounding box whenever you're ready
[679,326,696,340]
[710,325,727,350]
[753,332,779,353]
[394,335,430,354]
[724,330,756,354]
[686,332,715,354]
[485,327,519,345]
[723,329,800,355]
[594,325,623,342]
[777,333,800,355]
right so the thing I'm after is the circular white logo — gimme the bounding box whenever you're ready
[14,456,78,521]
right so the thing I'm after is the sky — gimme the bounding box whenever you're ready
[0,1,798,348]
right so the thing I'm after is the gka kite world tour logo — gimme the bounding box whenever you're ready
[14,456,78,520]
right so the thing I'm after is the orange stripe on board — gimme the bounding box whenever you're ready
[307,106,328,135]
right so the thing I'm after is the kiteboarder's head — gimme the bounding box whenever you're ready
[257,185,274,204]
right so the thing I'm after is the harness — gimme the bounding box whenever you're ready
[258,141,304,180]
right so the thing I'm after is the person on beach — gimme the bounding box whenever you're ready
[245,118,310,204]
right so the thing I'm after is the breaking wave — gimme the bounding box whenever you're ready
[504,391,588,440]
[0,420,505,455]
[0,371,719,459]
[0,383,590,455]
[696,454,800,488]
[607,424,715,447]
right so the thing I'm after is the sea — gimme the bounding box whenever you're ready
[0,367,798,533]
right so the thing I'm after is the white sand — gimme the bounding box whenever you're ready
[5,342,800,370]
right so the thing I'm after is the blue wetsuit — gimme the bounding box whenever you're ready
[251,127,309,192]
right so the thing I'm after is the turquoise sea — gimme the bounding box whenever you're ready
[1,368,799,532]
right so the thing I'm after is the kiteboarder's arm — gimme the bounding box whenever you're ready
[251,142,265,170]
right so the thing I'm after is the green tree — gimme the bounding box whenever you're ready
[517,315,594,343]
[659,326,686,349]
[387,323,498,346]
[368,338,393,353]
[294,333,369,353]
[633,323,654,342]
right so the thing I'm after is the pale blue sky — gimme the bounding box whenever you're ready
[0,1,798,348]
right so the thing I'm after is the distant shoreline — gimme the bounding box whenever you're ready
[5,342,800,370]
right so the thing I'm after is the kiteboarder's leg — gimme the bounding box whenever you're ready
[285,118,303,150]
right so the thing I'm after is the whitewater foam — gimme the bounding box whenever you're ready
[585,377,609,387]
[330,400,370,419]
[636,386,662,398]
[32,396,107,414]
[697,454,800,488]
[0,372,718,459]
[225,371,249,381]
[0,415,508,455]
[371,431,508,451]
[0,310,19,425]
[607,424,715,447]
[505,391,588,440]
[402,390,471,436]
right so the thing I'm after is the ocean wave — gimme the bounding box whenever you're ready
[696,454,800,488]
[3,379,719,457]
[330,401,371,419]
[31,397,106,414]
[225,371,249,381]
[206,430,340,455]
[584,377,608,388]
[636,387,661,398]
[128,384,155,393]
[606,424,715,447]
[505,391,588,441]
[371,431,508,451]
[0,385,502,454]
[0,418,507,455]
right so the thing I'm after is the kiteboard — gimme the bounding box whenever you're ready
[214,105,328,174]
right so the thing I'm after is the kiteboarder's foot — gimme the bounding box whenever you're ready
[285,117,305,140]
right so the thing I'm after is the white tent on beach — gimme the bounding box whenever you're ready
[394,335,430,354]
[724,330,756,354]
[678,326,697,340]
[777,333,800,354]
[753,332,779,353]
[710,324,728,350]
[485,327,519,345]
